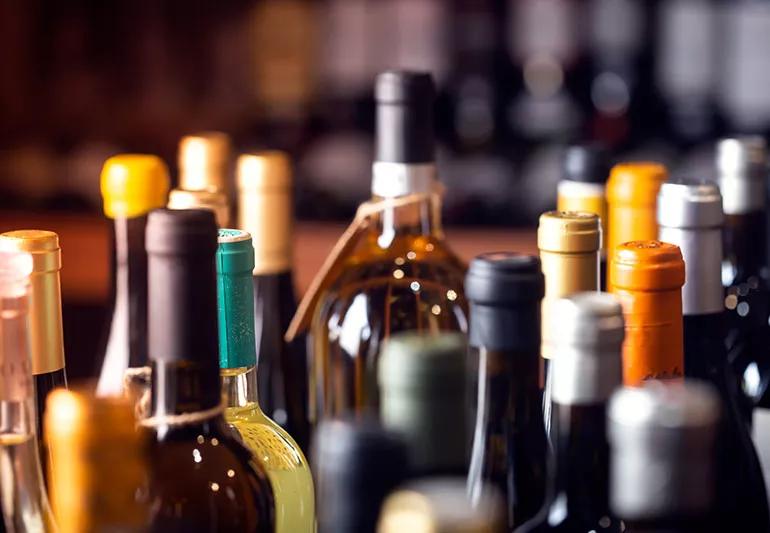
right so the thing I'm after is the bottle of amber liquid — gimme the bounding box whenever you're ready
[310,71,467,420]
[606,162,667,291]
[46,390,148,533]
[0,230,68,440]
[237,152,309,452]
[610,241,685,385]
[143,209,274,532]
[538,211,601,435]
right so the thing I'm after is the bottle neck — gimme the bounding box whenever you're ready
[238,187,293,276]
[222,366,261,409]
[723,211,767,283]
[150,360,222,418]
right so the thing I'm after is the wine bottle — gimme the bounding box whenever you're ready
[167,188,230,228]
[378,332,468,477]
[379,478,505,533]
[310,71,467,421]
[0,250,56,532]
[236,151,309,452]
[143,208,274,532]
[96,154,170,398]
[538,211,601,435]
[516,293,623,533]
[0,230,68,440]
[46,390,148,533]
[313,419,409,533]
[556,144,610,287]
[610,241,685,385]
[215,227,314,533]
[609,382,720,533]
[605,162,667,291]
[465,253,548,529]
[658,178,770,530]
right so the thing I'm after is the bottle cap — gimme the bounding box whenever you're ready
[216,229,257,369]
[550,292,624,405]
[607,162,668,207]
[563,143,610,184]
[378,332,467,392]
[146,208,218,256]
[717,136,767,215]
[313,419,409,533]
[609,381,719,521]
[465,253,545,305]
[178,132,231,193]
[167,187,229,228]
[378,478,505,533]
[237,151,292,191]
[375,70,435,164]
[611,241,685,291]
[100,155,171,219]
[538,211,601,253]
[657,179,723,229]
[0,229,60,272]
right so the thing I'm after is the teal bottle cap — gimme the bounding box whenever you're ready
[216,228,257,369]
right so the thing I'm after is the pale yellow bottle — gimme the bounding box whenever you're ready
[216,228,314,533]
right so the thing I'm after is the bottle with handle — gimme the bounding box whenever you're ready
[0,230,68,441]
[465,253,548,530]
[143,208,274,532]
[516,293,623,533]
[96,154,170,399]
[237,151,309,452]
[610,240,685,385]
[0,250,56,532]
[609,381,721,533]
[216,227,315,533]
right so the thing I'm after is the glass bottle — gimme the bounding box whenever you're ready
[516,293,623,533]
[236,152,309,452]
[378,332,469,478]
[610,241,685,385]
[46,390,149,533]
[310,71,468,421]
[0,250,56,532]
[96,154,170,398]
[538,211,601,435]
[0,230,68,442]
[605,162,667,291]
[216,227,314,533]
[143,209,274,532]
[465,253,548,530]
[609,382,720,533]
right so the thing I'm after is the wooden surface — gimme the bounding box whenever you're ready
[0,211,537,302]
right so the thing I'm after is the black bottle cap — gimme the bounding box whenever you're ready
[313,418,409,533]
[146,208,219,364]
[375,70,435,164]
[563,143,610,184]
[465,253,545,305]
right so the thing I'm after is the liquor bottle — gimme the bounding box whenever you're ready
[465,253,548,529]
[611,241,685,385]
[309,71,468,420]
[556,144,610,286]
[378,332,468,477]
[516,293,623,533]
[215,227,314,533]
[379,478,505,533]
[657,178,770,530]
[143,208,274,532]
[96,154,170,398]
[0,230,68,439]
[46,390,148,533]
[605,162,667,291]
[236,152,309,451]
[313,419,409,533]
[609,382,720,533]
[538,211,601,435]
[0,250,56,532]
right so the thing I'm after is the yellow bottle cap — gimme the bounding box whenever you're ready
[100,155,170,219]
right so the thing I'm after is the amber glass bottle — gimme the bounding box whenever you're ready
[310,71,467,421]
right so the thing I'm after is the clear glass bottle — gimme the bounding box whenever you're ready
[0,249,56,532]
[310,71,468,421]
[216,228,314,533]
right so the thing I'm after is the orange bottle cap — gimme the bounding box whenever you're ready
[606,162,667,207]
[612,241,685,291]
[537,211,601,253]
